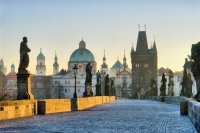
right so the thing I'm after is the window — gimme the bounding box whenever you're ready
[55,81,57,85]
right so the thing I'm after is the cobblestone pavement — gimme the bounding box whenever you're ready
[0,100,197,133]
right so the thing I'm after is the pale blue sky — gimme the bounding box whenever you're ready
[0,0,200,75]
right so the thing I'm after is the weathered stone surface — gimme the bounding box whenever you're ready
[0,100,197,133]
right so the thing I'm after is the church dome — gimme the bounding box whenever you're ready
[69,48,95,62]
[111,60,123,69]
[69,39,95,62]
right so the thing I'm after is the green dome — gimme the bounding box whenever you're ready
[69,48,95,62]
[111,60,123,69]
[37,52,45,59]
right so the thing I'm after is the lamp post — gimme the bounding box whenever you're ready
[73,64,78,98]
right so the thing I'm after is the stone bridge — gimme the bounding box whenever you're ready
[0,100,197,133]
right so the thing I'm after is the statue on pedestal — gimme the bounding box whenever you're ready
[187,73,193,97]
[18,37,31,73]
[160,73,167,96]
[150,78,157,96]
[191,42,200,100]
[110,79,116,96]
[95,70,101,96]
[181,58,189,97]
[105,74,110,96]
[17,37,34,100]
[83,63,93,97]
[168,70,174,96]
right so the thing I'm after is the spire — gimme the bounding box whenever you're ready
[123,49,128,70]
[54,50,57,61]
[136,30,148,53]
[144,24,146,31]
[79,38,86,49]
[11,63,15,72]
[101,48,108,69]
[131,42,134,52]
[53,50,59,75]
[138,24,140,31]
[153,36,157,52]
[40,48,42,53]
[103,48,106,61]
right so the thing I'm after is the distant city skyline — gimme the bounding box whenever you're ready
[0,0,200,75]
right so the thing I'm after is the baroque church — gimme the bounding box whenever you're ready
[131,29,157,98]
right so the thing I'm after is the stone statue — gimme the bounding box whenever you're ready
[181,59,188,97]
[150,78,157,96]
[85,63,92,84]
[160,73,167,96]
[105,74,110,96]
[187,73,193,97]
[191,42,200,100]
[168,70,174,96]
[83,63,93,97]
[110,79,116,96]
[95,70,101,96]
[96,70,101,85]
[18,37,31,73]
[17,37,34,100]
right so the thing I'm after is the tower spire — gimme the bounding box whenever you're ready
[138,24,140,31]
[144,24,146,31]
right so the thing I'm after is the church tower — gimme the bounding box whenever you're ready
[131,28,157,98]
[53,50,59,75]
[101,49,108,76]
[36,48,46,75]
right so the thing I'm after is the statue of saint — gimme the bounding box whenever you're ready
[168,70,174,96]
[187,73,193,97]
[191,42,200,99]
[160,73,167,96]
[150,78,157,96]
[105,74,110,96]
[85,63,92,84]
[96,70,101,85]
[18,37,31,72]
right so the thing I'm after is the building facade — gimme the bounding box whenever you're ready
[131,30,157,98]
[50,39,97,98]
[6,63,17,100]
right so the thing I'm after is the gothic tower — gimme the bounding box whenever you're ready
[36,48,46,75]
[101,49,108,76]
[131,29,157,98]
[53,50,59,75]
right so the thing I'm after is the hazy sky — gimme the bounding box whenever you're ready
[0,0,200,75]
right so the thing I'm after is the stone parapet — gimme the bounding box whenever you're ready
[188,99,200,132]
[37,99,71,114]
[147,96,187,104]
[0,96,116,120]
[0,100,36,120]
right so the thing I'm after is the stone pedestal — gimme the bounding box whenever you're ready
[83,83,93,97]
[95,84,101,96]
[17,71,34,100]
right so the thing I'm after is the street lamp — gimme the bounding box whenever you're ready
[73,64,78,98]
